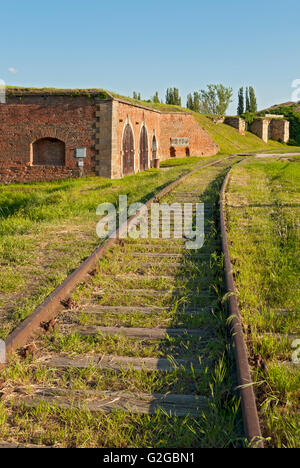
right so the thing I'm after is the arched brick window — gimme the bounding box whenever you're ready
[32,138,65,166]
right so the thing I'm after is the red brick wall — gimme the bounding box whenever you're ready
[0,165,80,185]
[0,96,97,184]
[114,100,218,178]
[114,101,161,178]
[0,95,219,184]
[159,113,219,159]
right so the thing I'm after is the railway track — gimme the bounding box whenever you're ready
[0,156,262,448]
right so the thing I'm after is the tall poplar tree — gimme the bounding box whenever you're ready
[153,92,160,103]
[249,86,257,113]
[193,92,200,112]
[187,93,194,110]
[166,88,181,106]
[245,87,250,112]
[237,87,244,115]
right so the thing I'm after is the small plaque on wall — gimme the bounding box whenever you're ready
[170,138,189,146]
[75,148,87,158]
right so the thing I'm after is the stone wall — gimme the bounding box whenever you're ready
[250,117,290,143]
[95,99,114,178]
[249,118,270,143]
[223,117,246,134]
[269,118,290,143]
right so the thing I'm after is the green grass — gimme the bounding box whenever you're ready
[226,155,300,448]
[160,156,207,167]
[6,86,109,99]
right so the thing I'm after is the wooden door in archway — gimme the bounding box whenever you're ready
[139,126,148,171]
[151,135,157,167]
[122,124,134,176]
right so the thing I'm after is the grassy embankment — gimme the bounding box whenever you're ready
[225,155,300,448]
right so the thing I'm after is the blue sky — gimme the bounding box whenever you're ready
[1,0,299,114]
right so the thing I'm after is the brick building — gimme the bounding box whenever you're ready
[0,89,219,184]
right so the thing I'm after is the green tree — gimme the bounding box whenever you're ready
[166,88,181,106]
[166,88,170,104]
[186,93,194,110]
[249,86,257,113]
[199,85,217,114]
[133,91,138,100]
[237,87,244,115]
[152,91,160,103]
[245,87,250,112]
[193,92,200,112]
[199,84,233,115]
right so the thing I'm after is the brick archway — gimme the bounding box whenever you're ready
[32,138,65,166]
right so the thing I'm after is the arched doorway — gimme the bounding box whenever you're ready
[32,138,65,166]
[139,125,148,171]
[151,135,157,167]
[122,124,135,176]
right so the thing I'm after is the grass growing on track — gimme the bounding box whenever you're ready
[0,156,245,448]
[0,355,242,448]
[226,155,300,448]
[0,155,225,339]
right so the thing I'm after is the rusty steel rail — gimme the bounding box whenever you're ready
[4,155,235,358]
[220,167,263,448]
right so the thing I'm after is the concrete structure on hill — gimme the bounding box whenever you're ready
[249,117,289,143]
[222,115,289,143]
[223,117,246,134]
[0,89,219,184]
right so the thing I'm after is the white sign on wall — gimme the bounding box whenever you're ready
[75,148,87,158]
[170,138,189,146]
